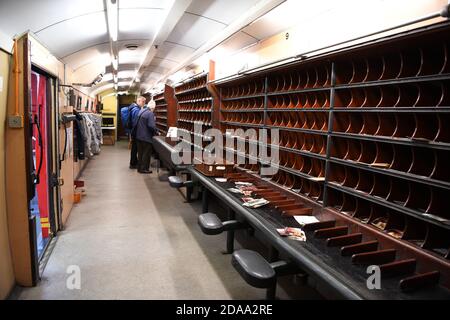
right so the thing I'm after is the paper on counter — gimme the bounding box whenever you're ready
[166,127,178,138]
[294,216,319,226]
[276,227,306,242]
[227,188,243,194]
[242,198,269,208]
[235,181,253,186]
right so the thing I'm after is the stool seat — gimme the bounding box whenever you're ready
[168,176,184,188]
[198,213,224,235]
[232,249,276,289]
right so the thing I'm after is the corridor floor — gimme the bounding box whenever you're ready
[12,142,267,299]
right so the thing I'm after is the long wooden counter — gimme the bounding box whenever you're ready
[187,166,450,300]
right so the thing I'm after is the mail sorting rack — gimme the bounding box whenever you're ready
[174,73,213,151]
[216,24,450,264]
[220,74,266,174]
[154,92,169,135]
[219,62,331,203]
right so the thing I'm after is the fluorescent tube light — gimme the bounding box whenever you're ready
[106,0,118,42]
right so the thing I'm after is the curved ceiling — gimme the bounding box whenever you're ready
[0,0,444,96]
[0,0,306,96]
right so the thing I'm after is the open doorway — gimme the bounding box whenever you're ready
[30,70,56,260]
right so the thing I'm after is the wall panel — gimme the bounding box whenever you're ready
[0,49,15,299]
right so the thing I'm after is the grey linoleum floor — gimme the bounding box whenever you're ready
[12,141,321,300]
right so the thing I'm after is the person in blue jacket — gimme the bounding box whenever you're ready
[126,96,145,169]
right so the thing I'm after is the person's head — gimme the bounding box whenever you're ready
[136,96,146,107]
[148,96,156,112]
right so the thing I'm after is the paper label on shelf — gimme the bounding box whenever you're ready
[235,182,253,186]
[370,162,390,168]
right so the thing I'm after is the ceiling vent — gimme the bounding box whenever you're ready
[125,44,139,50]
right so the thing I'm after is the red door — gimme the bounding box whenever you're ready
[31,71,50,243]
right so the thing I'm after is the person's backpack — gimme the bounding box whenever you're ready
[120,105,136,130]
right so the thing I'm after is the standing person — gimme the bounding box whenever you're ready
[147,96,158,159]
[134,104,157,174]
[125,96,145,169]
[147,96,157,134]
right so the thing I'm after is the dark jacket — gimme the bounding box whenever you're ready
[74,114,85,160]
[135,108,156,143]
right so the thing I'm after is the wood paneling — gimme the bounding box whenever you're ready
[5,35,33,286]
[0,48,15,298]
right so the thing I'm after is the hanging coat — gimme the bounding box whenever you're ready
[74,114,86,160]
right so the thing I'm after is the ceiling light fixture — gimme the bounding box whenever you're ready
[106,0,118,42]
[125,44,139,50]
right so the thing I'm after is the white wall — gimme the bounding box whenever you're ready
[0,29,13,53]
[215,0,448,79]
